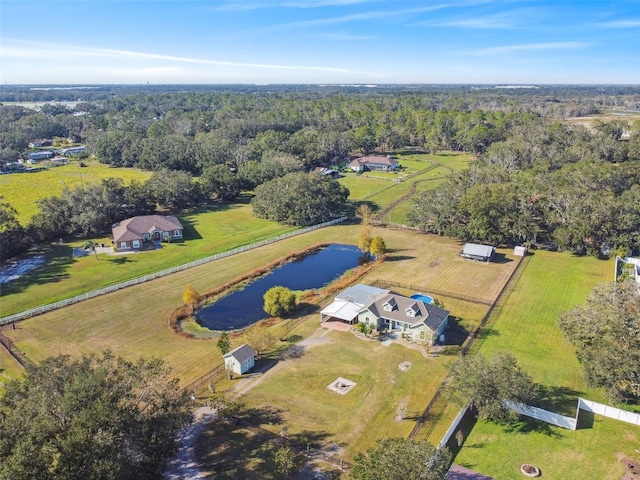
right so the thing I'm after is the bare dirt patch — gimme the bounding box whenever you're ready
[621,457,640,480]
[398,361,412,371]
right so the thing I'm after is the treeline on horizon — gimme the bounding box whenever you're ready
[1,85,639,263]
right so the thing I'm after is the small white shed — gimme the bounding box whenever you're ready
[514,246,527,257]
[223,344,256,375]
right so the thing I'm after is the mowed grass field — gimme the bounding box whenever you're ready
[0,160,152,223]
[2,227,516,390]
[340,152,473,225]
[0,346,23,395]
[453,251,640,480]
[237,330,450,462]
[0,203,295,316]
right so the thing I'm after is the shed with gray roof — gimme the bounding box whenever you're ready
[460,243,495,262]
[223,344,256,375]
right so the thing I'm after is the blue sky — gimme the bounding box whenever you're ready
[1,0,639,84]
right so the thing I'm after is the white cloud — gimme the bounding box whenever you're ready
[273,3,461,28]
[596,19,640,28]
[210,0,378,11]
[1,40,381,76]
[461,41,591,56]
[412,11,522,29]
[316,32,374,40]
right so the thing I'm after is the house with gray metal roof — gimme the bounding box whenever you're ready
[321,284,449,345]
[320,284,389,324]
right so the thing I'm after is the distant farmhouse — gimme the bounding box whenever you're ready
[349,155,399,172]
[60,146,85,156]
[460,243,495,262]
[27,150,54,161]
[112,215,183,251]
[321,284,450,345]
[29,139,53,148]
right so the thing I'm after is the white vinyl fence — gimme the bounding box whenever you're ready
[438,406,468,449]
[578,398,640,426]
[439,398,640,447]
[503,398,640,430]
[0,217,347,326]
[503,401,577,430]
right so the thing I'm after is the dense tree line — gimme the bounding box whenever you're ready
[409,118,640,255]
[559,280,640,404]
[2,86,640,261]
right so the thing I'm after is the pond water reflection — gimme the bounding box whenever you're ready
[196,244,363,330]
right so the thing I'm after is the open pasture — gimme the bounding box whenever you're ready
[456,413,639,480]
[0,204,294,316]
[0,160,152,223]
[236,329,451,461]
[450,251,640,480]
[2,228,515,387]
[470,251,612,409]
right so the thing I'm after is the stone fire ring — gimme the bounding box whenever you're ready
[520,464,540,477]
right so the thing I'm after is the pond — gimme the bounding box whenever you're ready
[195,244,363,331]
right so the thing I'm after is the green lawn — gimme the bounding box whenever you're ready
[457,414,639,480]
[0,204,295,316]
[0,160,152,223]
[0,347,23,396]
[452,251,640,479]
[223,327,451,462]
[470,251,612,410]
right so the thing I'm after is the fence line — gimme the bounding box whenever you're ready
[181,364,227,394]
[437,406,469,449]
[408,254,527,440]
[0,217,347,326]
[371,280,493,307]
[500,398,640,430]
[503,401,577,430]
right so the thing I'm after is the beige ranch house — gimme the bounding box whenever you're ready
[111,215,184,251]
[321,284,449,345]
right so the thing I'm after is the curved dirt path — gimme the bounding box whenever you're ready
[164,326,333,479]
[163,406,216,480]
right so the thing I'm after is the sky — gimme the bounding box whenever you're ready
[1,0,639,85]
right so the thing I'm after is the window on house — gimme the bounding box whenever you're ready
[174,230,181,236]
[120,242,127,249]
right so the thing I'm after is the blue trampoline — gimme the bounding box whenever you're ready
[411,293,434,304]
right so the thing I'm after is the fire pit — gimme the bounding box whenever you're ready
[520,464,540,477]
[327,377,356,395]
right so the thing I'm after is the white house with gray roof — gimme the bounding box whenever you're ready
[320,284,389,324]
[223,344,256,375]
[321,284,449,345]
[357,293,449,345]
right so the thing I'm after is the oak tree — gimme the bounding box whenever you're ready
[0,351,191,480]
